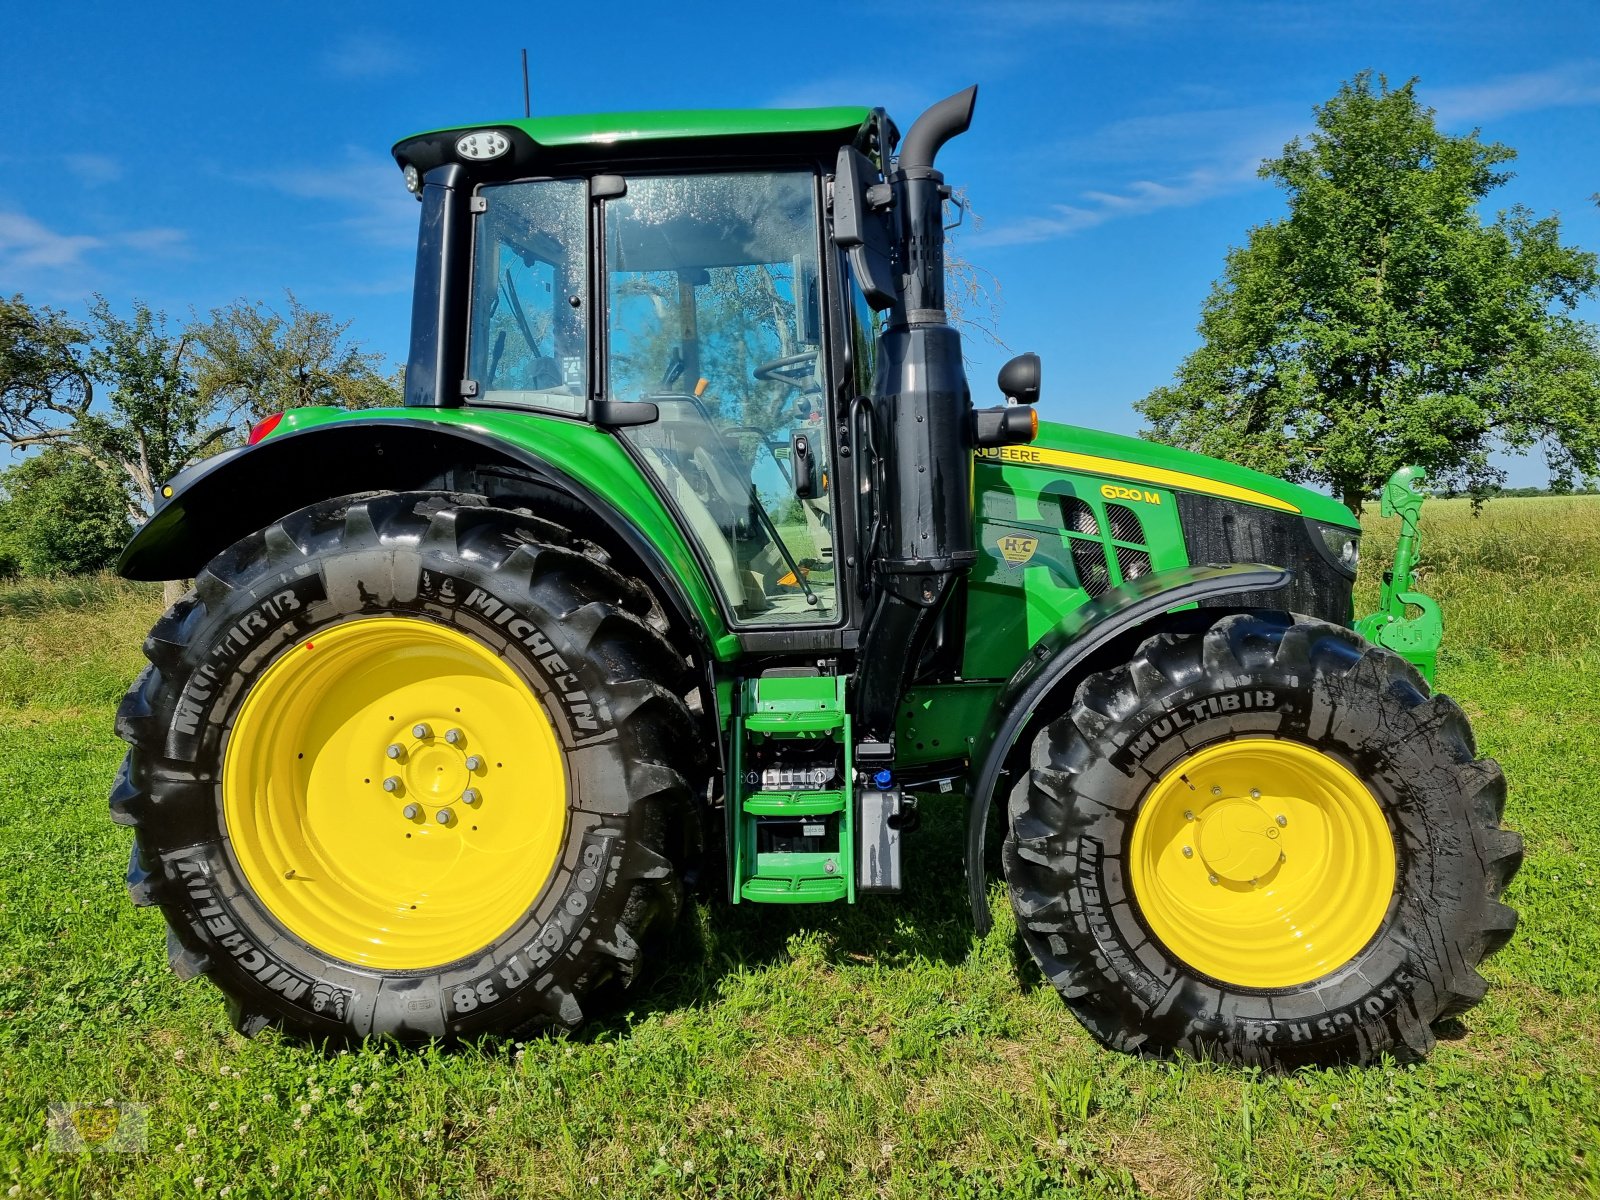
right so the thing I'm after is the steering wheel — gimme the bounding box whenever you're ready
[753,350,818,387]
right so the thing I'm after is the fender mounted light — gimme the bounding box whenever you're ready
[247,412,285,445]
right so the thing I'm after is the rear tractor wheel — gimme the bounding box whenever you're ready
[113,492,701,1041]
[1003,612,1521,1067]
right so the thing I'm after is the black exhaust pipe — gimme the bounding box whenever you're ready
[855,86,979,742]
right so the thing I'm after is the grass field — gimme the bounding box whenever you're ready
[1,496,1596,1199]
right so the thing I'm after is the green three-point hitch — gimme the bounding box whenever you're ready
[109,87,1520,1067]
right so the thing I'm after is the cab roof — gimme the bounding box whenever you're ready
[392,105,895,179]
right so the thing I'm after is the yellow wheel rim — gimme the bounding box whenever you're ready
[1127,739,1395,988]
[222,616,568,970]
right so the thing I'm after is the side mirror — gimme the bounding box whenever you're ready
[998,352,1041,406]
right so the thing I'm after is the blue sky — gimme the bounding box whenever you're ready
[3,0,1597,485]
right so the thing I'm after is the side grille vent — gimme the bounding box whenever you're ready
[1116,546,1153,582]
[1062,497,1101,537]
[1105,503,1145,544]
[1070,538,1112,597]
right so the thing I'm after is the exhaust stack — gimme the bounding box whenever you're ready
[854,86,979,741]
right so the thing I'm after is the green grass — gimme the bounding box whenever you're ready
[2,495,1598,1199]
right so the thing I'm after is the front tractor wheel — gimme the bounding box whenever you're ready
[1003,613,1522,1067]
[113,492,701,1041]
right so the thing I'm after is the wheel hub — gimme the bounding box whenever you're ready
[1127,739,1396,988]
[1195,799,1282,883]
[392,730,477,810]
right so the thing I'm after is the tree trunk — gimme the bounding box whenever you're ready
[162,578,188,608]
[1341,484,1366,518]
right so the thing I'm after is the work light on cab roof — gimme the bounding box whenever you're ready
[109,84,1519,1072]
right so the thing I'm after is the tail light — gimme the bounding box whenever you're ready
[248,413,285,445]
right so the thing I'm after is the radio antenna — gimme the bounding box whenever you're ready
[520,49,530,118]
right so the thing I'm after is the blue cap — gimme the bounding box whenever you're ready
[872,768,893,788]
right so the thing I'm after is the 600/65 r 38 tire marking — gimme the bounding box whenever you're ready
[1002,612,1522,1068]
[111,491,703,1042]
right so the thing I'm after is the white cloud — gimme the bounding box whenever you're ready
[62,154,123,187]
[0,210,102,269]
[241,149,418,249]
[0,208,190,298]
[982,60,1600,247]
[320,32,413,81]
[976,160,1261,247]
[1430,60,1600,124]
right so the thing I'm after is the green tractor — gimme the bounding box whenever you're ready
[112,87,1520,1067]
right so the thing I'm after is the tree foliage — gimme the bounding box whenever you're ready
[0,292,399,550]
[0,448,131,576]
[1136,72,1600,511]
[191,291,400,421]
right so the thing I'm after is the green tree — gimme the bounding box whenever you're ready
[0,449,131,575]
[192,290,401,421]
[1136,72,1600,511]
[0,295,227,520]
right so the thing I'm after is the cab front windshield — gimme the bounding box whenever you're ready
[607,171,835,626]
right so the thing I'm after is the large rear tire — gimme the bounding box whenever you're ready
[113,492,702,1041]
[1003,612,1521,1067]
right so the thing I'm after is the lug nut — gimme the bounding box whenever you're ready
[436,809,454,826]
[1208,873,1220,885]
[464,755,483,771]
[1276,814,1287,827]
[1184,809,1195,821]
[413,723,432,739]
[386,744,405,760]
[1250,788,1261,800]
[1182,846,1194,858]
[402,804,421,820]
[382,777,402,793]
[461,788,480,805]
[444,728,463,745]
[1211,786,1222,796]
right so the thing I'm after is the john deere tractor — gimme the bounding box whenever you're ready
[111,87,1520,1067]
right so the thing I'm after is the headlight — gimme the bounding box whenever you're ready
[1308,520,1361,578]
[403,163,422,196]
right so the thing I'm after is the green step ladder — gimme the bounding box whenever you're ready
[730,675,854,904]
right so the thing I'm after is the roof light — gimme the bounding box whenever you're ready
[248,412,285,445]
[456,131,509,161]
[403,163,422,195]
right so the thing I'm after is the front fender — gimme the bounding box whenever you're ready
[118,409,738,660]
[963,561,1293,932]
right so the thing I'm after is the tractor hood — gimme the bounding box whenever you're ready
[994,421,1359,530]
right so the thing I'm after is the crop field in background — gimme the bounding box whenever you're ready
[0,495,1596,1199]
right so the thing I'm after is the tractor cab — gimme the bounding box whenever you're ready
[394,111,900,633]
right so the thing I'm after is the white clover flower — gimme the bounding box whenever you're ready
[207,1101,219,1112]
[299,1104,311,1117]
[682,1160,694,1175]
[309,1088,323,1102]
[349,1084,363,1096]
[173,1049,185,1061]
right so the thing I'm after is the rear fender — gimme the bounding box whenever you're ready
[964,562,1293,932]
[117,414,737,662]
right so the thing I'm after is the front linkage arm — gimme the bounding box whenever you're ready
[1354,465,1443,685]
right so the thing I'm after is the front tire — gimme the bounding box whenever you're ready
[113,492,701,1041]
[1003,612,1521,1067]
